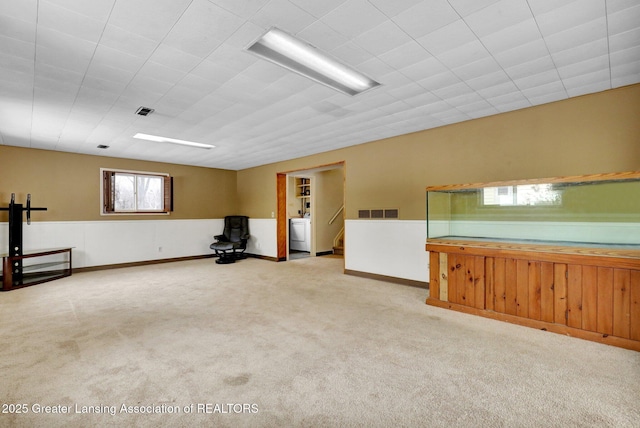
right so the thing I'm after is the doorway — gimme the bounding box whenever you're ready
[276,162,345,262]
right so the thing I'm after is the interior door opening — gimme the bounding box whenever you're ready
[276,162,345,262]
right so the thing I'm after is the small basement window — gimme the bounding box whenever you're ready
[101,168,173,214]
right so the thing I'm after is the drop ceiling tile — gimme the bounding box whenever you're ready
[431,81,471,99]
[399,57,447,82]
[452,56,502,81]
[466,70,514,92]
[124,75,174,98]
[486,90,530,108]
[149,44,203,73]
[418,71,462,92]
[543,18,607,53]
[38,0,105,43]
[611,59,640,88]
[514,69,560,90]
[207,44,258,73]
[137,61,187,85]
[366,0,422,18]
[100,24,158,58]
[491,97,532,113]
[493,38,550,69]
[527,0,580,16]
[534,0,602,37]
[565,80,610,98]
[90,44,147,73]
[550,38,608,68]
[392,0,458,39]
[562,68,610,91]
[607,3,640,36]
[609,27,640,53]
[0,35,34,62]
[504,55,555,80]
[330,41,374,67]
[480,18,541,54]
[557,55,609,80]
[163,0,245,58]
[296,21,349,52]
[250,0,316,35]
[356,57,395,80]
[0,15,36,44]
[610,45,640,67]
[82,75,128,95]
[449,0,502,17]
[417,19,477,56]
[0,0,37,22]
[354,20,413,57]
[464,0,532,38]
[35,27,96,74]
[521,80,567,103]
[436,40,491,70]
[207,0,271,19]
[108,0,191,42]
[321,0,388,39]
[378,40,429,70]
[288,0,347,18]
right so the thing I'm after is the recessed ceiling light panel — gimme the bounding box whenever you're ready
[246,27,380,96]
[133,133,214,149]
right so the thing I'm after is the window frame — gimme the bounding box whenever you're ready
[101,168,173,215]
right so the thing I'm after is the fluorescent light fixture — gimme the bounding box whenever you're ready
[133,133,214,149]
[246,27,380,96]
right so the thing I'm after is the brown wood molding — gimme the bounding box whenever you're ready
[426,240,640,269]
[425,297,640,352]
[345,269,428,289]
[425,170,640,192]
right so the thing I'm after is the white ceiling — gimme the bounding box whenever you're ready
[1,0,638,171]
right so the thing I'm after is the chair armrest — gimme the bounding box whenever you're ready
[214,234,226,241]
[241,234,250,240]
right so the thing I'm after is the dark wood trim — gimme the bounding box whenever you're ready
[247,253,278,262]
[344,269,429,289]
[426,297,640,352]
[426,170,640,192]
[73,254,216,273]
[426,241,640,270]
[276,173,287,261]
[316,250,334,256]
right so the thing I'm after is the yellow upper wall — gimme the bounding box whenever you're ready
[237,84,640,220]
[0,146,238,221]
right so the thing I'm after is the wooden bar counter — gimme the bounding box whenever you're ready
[426,238,640,351]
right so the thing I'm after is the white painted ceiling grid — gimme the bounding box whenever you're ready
[0,0,638,170]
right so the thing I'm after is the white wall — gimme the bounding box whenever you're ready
[344,220,430,283]
[245,218,278,258]
[0,219,223,268]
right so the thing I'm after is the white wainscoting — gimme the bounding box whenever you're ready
[345,220,430,283]
[0,219,224,268]
[245,218,278,258]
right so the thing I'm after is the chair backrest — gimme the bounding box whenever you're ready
[224,215,249,243]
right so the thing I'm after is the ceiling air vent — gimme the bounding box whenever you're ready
[135,106,155,116]
[97,145,110,149]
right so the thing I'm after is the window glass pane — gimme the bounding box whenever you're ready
[136,175,163,210]
[114,174,135,210]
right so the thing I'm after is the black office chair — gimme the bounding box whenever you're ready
[210,216,250,264]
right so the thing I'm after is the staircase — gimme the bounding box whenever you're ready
[333,236,344,255]
[332,228,344,256]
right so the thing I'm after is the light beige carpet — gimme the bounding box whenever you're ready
[1,256,638,427]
